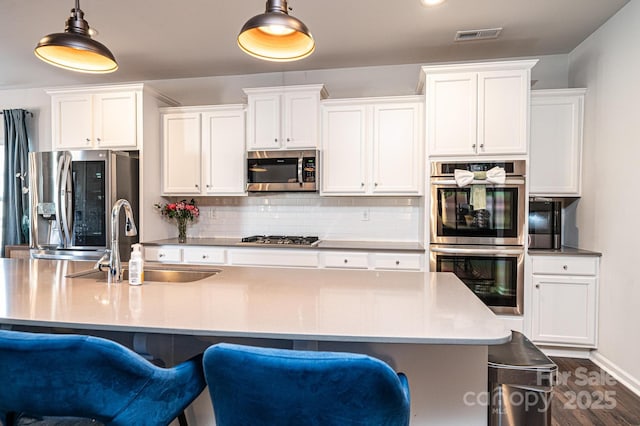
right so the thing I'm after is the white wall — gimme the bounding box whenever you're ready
[568,1,640,391]
[149,54,569,106]
[0,88,51,151]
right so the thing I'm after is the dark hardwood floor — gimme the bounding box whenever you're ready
[551,357,640,426]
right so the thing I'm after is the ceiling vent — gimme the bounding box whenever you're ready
[454,28,503,42]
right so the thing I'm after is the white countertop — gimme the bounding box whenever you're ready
[143,238,425,252]
[0,259,509,345]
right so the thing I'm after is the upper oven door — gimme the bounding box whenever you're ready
[430,177,526,245]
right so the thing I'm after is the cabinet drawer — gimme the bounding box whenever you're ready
[323,252,369,269]
[229,249,319,268]
[144,246,181,263]
[183,247,226,265]
[373,253,422,271]
[531,256,598,276]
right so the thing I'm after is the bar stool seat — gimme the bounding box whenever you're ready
[0,330,206,426]
[203,343,411,426]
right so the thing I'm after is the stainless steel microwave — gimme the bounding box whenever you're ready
[247,150,318,192]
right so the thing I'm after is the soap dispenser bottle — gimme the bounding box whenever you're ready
[128,244,144,285]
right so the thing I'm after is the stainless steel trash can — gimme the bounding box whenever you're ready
[488,331,557,426]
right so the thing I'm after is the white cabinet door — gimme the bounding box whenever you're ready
[426,72,477,156]
[477,69,529,155]
[51,90,139,150]
[245,85,326,150]
[372,102,422,194]
[422,60,536,157]
[531,275,597,347]
[202,108,246,195]
[162,112,202,194]
[284,91,319,149]
[529,89,585,196]
[247,93,281,150]
[92,91,138,149]
[52,94,93,150]
[321,104,368,194]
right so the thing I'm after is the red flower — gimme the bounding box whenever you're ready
[155,199,199,221]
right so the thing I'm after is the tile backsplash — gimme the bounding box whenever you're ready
[183,194,423,241]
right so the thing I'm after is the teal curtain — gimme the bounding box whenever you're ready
[2,109,31,256]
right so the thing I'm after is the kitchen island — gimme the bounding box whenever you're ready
[0,259,510,425]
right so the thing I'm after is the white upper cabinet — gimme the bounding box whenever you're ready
[48,86,140,150]
[420,60,537,157]
[321,104,368,194]
[161,105,246,196]
[162,112,202,194]
[244,85,327,150]
[529,89,586,196]
[201,108,246,195]
[321,96,423,196]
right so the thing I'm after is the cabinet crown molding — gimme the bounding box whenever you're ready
[242,84,328,99]
[417,59,539,93]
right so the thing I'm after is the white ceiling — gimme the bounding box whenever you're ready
[0,0,630,90]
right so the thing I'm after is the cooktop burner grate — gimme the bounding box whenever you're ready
[240,235,320,246]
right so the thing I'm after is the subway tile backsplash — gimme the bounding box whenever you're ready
[184,194,422,241]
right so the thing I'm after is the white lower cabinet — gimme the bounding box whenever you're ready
[183,247,226,265]
[143,245,424,271]
[372,253,422,271]
[144,246,182,263]
[530,255,599,348]
[322,252,369,269]
[228,249,319,268]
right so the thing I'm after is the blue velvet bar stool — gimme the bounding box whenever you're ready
[203,343,411,426]
[0,329,206,426]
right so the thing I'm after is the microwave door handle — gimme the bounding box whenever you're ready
[59,154,73,247]
[297,157,303,187]
[430,246,524,255]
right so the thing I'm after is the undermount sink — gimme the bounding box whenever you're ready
[67,267,220,283]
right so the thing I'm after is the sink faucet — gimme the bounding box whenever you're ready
[96,199,138,282]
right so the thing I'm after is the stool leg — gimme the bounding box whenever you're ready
[178,411,188,426]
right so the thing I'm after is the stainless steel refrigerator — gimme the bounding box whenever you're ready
[29,150,139,261]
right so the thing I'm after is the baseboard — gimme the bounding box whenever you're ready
[590,351,640,398]
[539,346,592,359]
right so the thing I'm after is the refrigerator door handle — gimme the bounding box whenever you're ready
[59,153,73,247]
[54,154,66,247]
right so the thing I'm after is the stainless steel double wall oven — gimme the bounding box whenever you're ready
[429,160,526,314]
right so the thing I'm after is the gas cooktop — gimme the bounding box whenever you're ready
[239,235,320,246]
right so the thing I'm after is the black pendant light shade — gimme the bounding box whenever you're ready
[34,0,118,74]
[238,0,315,62]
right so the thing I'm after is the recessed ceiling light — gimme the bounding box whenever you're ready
[421,0,446,6]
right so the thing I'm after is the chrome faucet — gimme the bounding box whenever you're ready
[96,199,138,282]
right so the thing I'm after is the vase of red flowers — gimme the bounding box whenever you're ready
[155,199,200,243]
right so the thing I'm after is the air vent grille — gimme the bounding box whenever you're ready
[455,28,503,42]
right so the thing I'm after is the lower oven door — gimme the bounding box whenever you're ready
[430,245,524,315]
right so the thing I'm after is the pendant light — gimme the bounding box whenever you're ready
[34,0,118,74]
[238,0,315,62]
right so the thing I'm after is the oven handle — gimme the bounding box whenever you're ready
[431,178,525,186]
[430,246,524,255]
